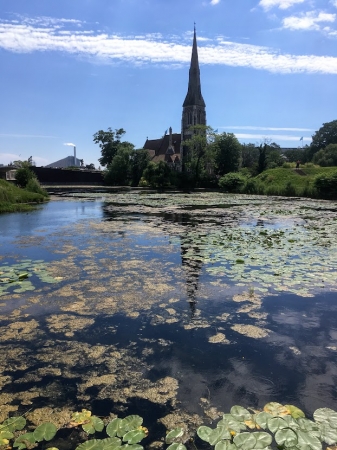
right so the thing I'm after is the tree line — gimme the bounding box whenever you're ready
[93,120,337,189]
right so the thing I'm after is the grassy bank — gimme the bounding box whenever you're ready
[246,165,337,197]
[0,179,48,214]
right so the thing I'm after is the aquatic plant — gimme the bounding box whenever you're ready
[0,259,61,296]
[197,403,337,450]
[1,403,336,450]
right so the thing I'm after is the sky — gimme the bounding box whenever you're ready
[0,0,337,168]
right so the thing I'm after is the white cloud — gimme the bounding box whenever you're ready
[235,133,311,141]
[283,11,336,31]
[219,126,313,131]
[210,0,221,5]
[64,142,76,146]
[1,18,337,74]
[259,0,305,11]
[0,133,58,138]
[331,0,337,7]
[0,153,21,165]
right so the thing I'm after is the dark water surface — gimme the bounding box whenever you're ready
[0,194,337,434]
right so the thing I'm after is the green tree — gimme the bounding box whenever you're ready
[313,143,337,166]
[282,148,305,163]
[142,161,171,188]
[93,128,134,167]
[266,148,284,168]
[314,170,337,199]
[219,172,247,193]
[241,143,259,172]
[85,163,96,170]
[213,132,242,177]
[308,120,337,160]
[129,149,150,186]
[258,144,267,174]
[183,125,215,187]
[104,146,132,186]
[15,160,34,188]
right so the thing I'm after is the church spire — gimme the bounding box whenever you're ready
[183,25,205,108]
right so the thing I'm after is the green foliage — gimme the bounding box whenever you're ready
[218,172,247,193]
[313,143,337,167]
[0,259,61,297]
[309,119,337,159]
[165,428,184,444]
[25,177,49,197]
[129,149,150,187]
[33,422,58,441]
[314,170,337,199]
[182,125,216,187]
[15,167,34,188]
[93,128,135,167]
[104,148,150,187]
[213,132,242,176]
[241,143,259,173]
[0,179,47,214]
[197,403,337,450]
[104,147,133,186]
[1,404,337,450]
[142,161,171,188]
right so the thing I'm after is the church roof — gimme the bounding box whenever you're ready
[183,27,205,108]
[144,133,181,156]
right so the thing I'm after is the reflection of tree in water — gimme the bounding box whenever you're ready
[164,212,204,318]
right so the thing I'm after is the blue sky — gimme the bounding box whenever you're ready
[0,0,337,167]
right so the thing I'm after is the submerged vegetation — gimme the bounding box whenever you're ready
[1,403,336,450]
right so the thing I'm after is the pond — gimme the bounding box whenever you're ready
[0,191,337,440]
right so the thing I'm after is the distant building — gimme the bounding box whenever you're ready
[144,26,206,170]
[46,156,81,168]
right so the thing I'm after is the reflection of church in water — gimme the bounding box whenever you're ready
[143,26,206,170]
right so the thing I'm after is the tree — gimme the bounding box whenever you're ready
[85,163,96,170]
[219,172,247,193]
[313,143,337,166]
[142,161,171,188]
[241,143,259,172]
[314,170,337,199]
[258,144,267,174]
[129,149,150,186]
[213,132,242,177]
[14,160,34,188]
[93,128,134,167]
[183,125,215,186]
[104,147,132,186]
[309,120,337,160]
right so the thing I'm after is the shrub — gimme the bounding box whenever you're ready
[15,167,34,188]
[219,172,247,193]
[25,177,48,197]
[314,170,337,199]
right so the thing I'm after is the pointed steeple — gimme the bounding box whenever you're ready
[183,25,205,108]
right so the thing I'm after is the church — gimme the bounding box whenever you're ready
[143,26,206,170]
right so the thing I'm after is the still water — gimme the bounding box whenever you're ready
[0,192,337,434]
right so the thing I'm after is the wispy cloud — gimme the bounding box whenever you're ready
[64,142,76,146]
[235,133,311,141]
[0,133,58,138]
[283,11,336,31]
[259,0,305,11]
[219,126,313,131]
[210,0,221,5]
[331,0,337,7]
[1,17,337,74]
